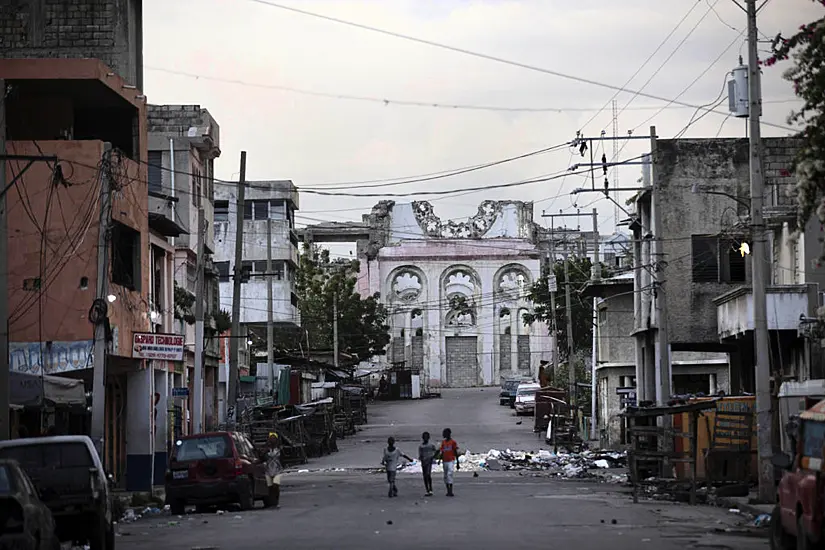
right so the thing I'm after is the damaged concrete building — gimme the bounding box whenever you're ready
[302,200,553,389]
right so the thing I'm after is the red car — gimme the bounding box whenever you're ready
[772,399,825,549]
[165,431,273,514]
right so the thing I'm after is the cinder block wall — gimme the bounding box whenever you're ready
[0,0,143,88]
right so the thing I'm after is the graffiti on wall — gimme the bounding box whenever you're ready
[9,340,94,375]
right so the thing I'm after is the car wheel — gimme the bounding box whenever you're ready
[770,506,794,550]
[170,499,186,516]
[796,513,810,550]
[88,514,113,550]
[238,479,255,511]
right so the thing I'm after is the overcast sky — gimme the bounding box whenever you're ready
[143,0,818,254]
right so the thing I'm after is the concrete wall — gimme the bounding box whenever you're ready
[0,0,143,88]
[597,289,635,365]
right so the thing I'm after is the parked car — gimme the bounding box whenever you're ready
[165,431,272,514]
[0,436,113,550]
[771,398,825,550]
[0,459,59,550]
[514,383,541,415]
[500,376,532,407]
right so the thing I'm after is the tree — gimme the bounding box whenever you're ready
[174,281,195,325]
[522,256,611,359]
[288,246,391,360]
[764,4,825,255]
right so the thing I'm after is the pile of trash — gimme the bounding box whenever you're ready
[398,448,626,481]
[119,505,170,524]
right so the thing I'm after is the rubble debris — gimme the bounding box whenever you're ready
[397,448,627,480]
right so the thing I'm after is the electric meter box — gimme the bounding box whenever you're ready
[728,65,749,118]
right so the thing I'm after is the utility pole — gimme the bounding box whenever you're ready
[333,293,339,368]
[266,216,274,394]
[564,250,575,410]
[548,246,559,382]
[0,79,7,440]
[193,207,205,434]
[650,126,671,406]
[746,0,774,503]
[91,144,113,457]
[591,208,600,440]
[227,151,246,422]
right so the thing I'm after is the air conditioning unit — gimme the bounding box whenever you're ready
[728,64,749,118]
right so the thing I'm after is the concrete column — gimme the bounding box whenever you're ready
[153,368,168,485]
[404,310,413,368]
[709,373,718,395]
[125,366,152,492]
[510,310,518,375]
[644,337,656,403]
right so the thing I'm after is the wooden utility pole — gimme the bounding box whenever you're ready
[91,144,113,457]
[266,216,274,393]
[563,250,575,409]
[227,152,246,422]
[333,293,339,368]
[0,79,7,440]
[746,0,774,502]
[193,207,205,434]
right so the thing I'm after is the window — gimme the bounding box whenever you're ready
[192,168,202,207]
[111,222,140,290]
[0,465,11,494]
[691,235,746,283]
[691,236,719,282]
[215,261,230,282]
[239,260,284,281]
[174,435,232,462]
[243,200,289,221]
[214,200,229,222]
[148,151,162,194]
[270,200,287,220]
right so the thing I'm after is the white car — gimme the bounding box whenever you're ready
[514,383,541,415]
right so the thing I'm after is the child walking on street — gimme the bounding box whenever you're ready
[418,432,437,496]
[265,433,283,509]
[439,428,459,497]
[382,437,412,498]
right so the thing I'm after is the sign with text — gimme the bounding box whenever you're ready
[132,332,184,361]
[171,387,189,398]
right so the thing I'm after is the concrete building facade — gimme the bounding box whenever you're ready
[303,200,553,389]
[2,58,149,485]
[0,0,144,88]
[147,105,222,441]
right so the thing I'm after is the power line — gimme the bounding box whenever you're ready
[246,0,795,132]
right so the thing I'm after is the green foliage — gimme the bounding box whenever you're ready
[522,256,612,358]
[765,5,825,254]
[291,245,391,359]
[212,309,232,334]
[174,282,195,325]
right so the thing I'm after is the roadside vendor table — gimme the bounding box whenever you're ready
[623,400,718,505]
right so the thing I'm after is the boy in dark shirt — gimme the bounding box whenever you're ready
[418,431,437,496]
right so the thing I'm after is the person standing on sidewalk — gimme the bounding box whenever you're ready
[439,428,459,497]
[382,437,412,498]
[418,431,437,496]
[265,433,283,509]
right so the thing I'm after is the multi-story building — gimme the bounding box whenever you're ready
[147,105,222,439]
[627,137,824,411]
[214,180,301,418]
[2,58,150,486]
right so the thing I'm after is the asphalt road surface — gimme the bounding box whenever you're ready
[114,389,768,550]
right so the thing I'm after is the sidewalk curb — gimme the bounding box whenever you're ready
[714,496,773,518]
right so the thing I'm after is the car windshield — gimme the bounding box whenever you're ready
[803,420,825,459]
[518,388,537,396]
[0,465,12,494]
[175,435,232,462]
[0,443,93,470]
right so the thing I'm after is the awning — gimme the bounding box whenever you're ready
[10,371,85,407]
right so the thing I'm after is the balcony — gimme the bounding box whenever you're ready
[713,284,818,338]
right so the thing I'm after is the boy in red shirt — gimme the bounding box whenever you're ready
[439,428,459,496]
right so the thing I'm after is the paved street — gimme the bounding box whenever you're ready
[115,390,768,550]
